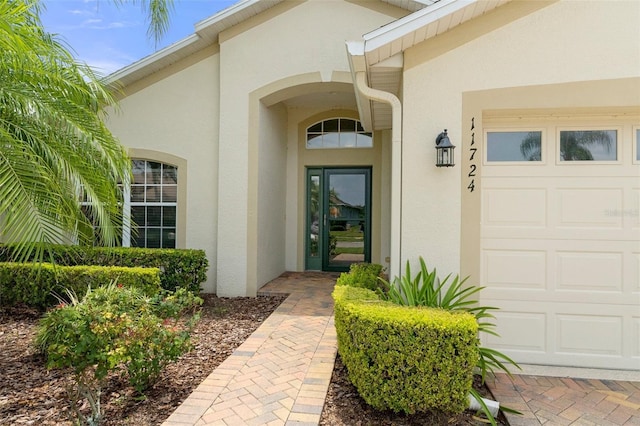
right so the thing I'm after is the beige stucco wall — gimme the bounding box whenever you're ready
[256,102,288,286]
[105,50,221,293]
[218,0,407,296]
[401,0,640,280]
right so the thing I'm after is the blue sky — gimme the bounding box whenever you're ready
[41,0,237,76]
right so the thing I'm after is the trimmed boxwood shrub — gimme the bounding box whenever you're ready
[333,285,479,414]
[0,262,161,309]
[0,244,207,292]
[335,262,384,292]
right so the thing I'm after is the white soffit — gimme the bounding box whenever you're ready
[363,0,511,66]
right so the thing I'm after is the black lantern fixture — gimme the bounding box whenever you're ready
[435,129,455,167]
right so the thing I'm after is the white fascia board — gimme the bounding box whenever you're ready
[195,0,262,32]
[363,0,473,52]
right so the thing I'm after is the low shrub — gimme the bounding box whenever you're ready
[378,257,522,425]
[0,244,208,292]
[0,262,161,309]
[333,285,478,414]
[35,283,202,424]
[335,262,384,292]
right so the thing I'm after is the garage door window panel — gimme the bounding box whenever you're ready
[485,130,543,163]
[559,129,618,162]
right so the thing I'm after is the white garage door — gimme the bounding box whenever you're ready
[480,120,640,370]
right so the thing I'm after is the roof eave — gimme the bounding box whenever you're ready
[346,41,374,133]
[106,0,285,88]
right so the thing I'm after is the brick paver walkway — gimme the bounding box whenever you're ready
[162,272,338,426]
[163,271,640,426]
[488,373,640,425]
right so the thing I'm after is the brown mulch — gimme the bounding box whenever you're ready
[320,356,509,425]
[0,295,286,425]
[0,295,508,425]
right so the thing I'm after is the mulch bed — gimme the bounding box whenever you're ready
[0,294,507,425]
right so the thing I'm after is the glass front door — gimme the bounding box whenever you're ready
[305,167,371,272]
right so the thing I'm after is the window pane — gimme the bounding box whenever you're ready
[560,130,616,161]
[146,228,161,248]
[131,185,145,202]
[636,129,640,161]
[340,119,355,132]
[487,131,542,162]
[307,134,322,148]
[147,206,161,226]
[132,228,145,248]
[132,160,146,184]
[163,165,177,185]
[356,133,373,148]
[324,119,339,132]
[308,122,322,133]
[146,186,161,202]
[162,206,176,227]
[147,161,162,184]
[340,133,357,148]
[162,185,177,203]
[323,133,340,148]
[131,206,145,225]
[162,229,176,248]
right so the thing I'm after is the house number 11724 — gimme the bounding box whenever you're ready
[468,117,477,192]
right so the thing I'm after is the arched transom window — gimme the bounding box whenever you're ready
[306,118,372,149]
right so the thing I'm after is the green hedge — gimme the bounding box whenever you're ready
[0,262,161,309]
[335,263,384,292]
[333,285,479,414]
[0,245,207,292]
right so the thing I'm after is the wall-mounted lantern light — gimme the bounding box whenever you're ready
[435,129,455,167]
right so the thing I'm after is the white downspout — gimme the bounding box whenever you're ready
[353,72,402,279]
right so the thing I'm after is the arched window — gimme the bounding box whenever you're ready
[128,159,177,248]
[306,118,372,149]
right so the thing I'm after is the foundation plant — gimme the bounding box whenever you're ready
[333,259,520,426]
[332,284,478,414]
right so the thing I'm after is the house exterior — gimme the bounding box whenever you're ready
[105,0,640,371]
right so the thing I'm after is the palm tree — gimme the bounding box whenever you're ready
[0,0,135,260]
[111,0,175,45]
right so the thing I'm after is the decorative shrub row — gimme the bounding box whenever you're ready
[0,244,208,292]
[335,262,384,292]
[0,262,161,309]
[332,285,479,414]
